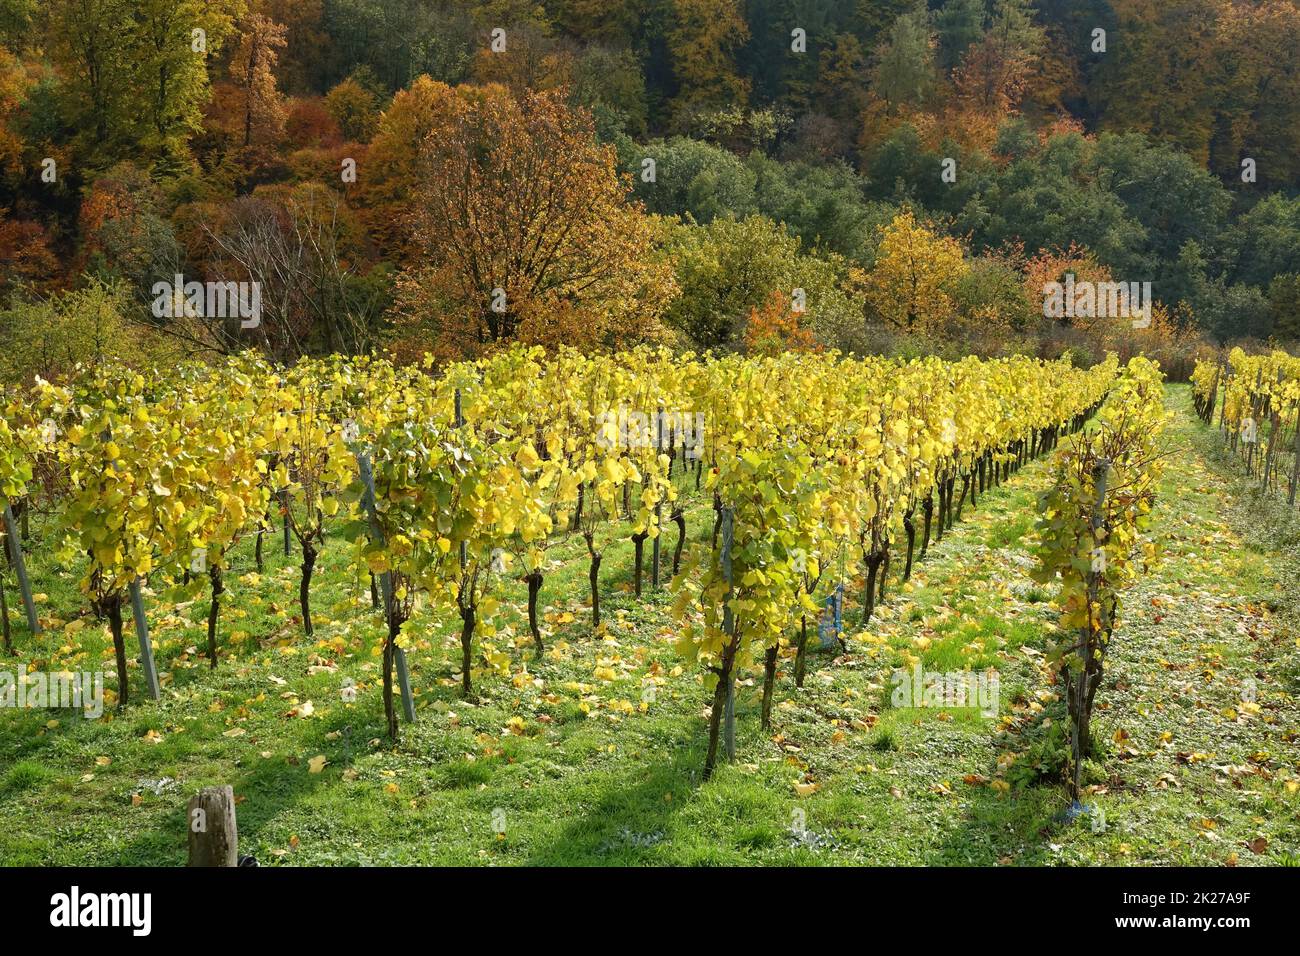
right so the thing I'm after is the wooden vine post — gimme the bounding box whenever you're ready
[2,500,39,635]
[1289,404,1300,507]
[128,578,161,700]
[187,785,239,866]
[720,506,736,764]
[355,451,417,725]
[454,389,468,573]
[1218,365,1230,435]
[1071,458,1109,807]
[652,407,662,589]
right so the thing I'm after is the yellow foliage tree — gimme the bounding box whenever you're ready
[861,211,968,334]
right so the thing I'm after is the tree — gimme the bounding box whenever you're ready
[1267,274,1300,342]
[78,162,183,309]
[871,6,936,114]
[324,76,380,141]
[657,214,858,350]
[395,84,674,358]
[952,0,1046,115]
[261,0,330,94]
[1023,242,1114,335]
[0,279,166,386]
[1213,0,1300,187]
[0,210,59,293]
[128,0,240,164]
[666,0,750,125]
[814,33,868,124]
[202,183,382,360]
[229,13,288,148]
[48,0,132,152]
[861,210,968,334]
[570,45,649,137]
[321,0,476,92]
[1093,0,1220,166]
[623,134,758,223]
[360,76,449,258]
[743,289,821,355]
[935,0,985,72]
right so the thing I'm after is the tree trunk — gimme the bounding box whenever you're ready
[382,612,399,740]
[369,572,380,610]
[862,551,884,625]
[300,542,317,637]
[672,508,686,575]
[632,532,648,596]
[877,546,890,605]
[794,614,808,688]
[572,481,585,532]
[106,592,128,707]
[934,484,945,542]
[760,644,778,731]
[459,604,476,699]
[703,640,737,780]
[206,566,224,670]
[920,493,933,558]
[0,573,11,655]
[187,786,239,867]
[589,550,602,627]
[526,570,544,654]
[902,511,916,580]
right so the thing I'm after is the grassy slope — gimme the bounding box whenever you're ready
[0,385,1296,866]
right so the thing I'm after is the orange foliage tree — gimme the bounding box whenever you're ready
[743,290,821,356]
[393,84,675,360]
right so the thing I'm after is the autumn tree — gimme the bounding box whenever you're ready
[743,289,820,356]
[952,0,1047,115]
[358,76,448,258]
[228,13,288,148]
[261,0,330,93]
[1093,0,1220,166]
[470,20,575,93]
[666,0,750,126]
[47,0,239,164]
[861,210,968,334]
[324,76,380,141]
[202,183,381,360]
[1023,242,1116,336]
[0,211,58,292]
[395,83,674,358]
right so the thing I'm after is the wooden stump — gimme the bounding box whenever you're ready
[187,785,238,866]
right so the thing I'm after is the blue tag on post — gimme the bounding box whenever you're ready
[817,584,843,650]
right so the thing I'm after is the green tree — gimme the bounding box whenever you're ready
[129,0,241,164]
[1267,274,1300,342]
[871,6,936,114]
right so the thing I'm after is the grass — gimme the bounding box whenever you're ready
[0,384,1296,866]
